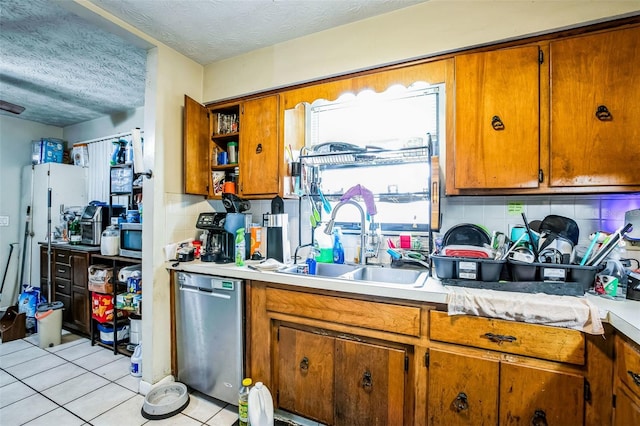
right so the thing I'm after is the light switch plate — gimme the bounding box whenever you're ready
[0,215,9,227]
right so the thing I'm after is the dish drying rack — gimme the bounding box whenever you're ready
[299,146,430,167]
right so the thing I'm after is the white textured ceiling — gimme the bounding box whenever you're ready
[0,0,425,128]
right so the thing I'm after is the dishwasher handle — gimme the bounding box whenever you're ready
[179,286,232,300]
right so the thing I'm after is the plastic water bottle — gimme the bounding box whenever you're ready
[130,342,142,377]
[239,377,252,426]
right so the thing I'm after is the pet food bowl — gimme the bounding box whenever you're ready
[141,382,189,420]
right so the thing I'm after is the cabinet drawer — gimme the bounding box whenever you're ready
[54,278,71,296]
[266,287,422,337]
[54,250,71,265]
[54,263,71,280]
[617,336,640,395]
[429,311,585,365]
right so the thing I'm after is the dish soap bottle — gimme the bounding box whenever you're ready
[238,377,252,426]
[306,246,318,275]
[235,228,245,266]
[315,223,334,263]
[333,228,345,264]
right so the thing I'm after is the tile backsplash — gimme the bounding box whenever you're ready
[438,194,639,246]
[165,192,640,264]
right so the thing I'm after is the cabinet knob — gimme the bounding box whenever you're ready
[491,115,505,130]
[256,143,263,154]
[595,105,612,121]
[483,332,517,345]
[299,356,309,372]
[531,409,548,426]
[361,371,373,392]
[451,392,469,412]
[629,370,640,387]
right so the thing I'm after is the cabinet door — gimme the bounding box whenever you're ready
[71,253,88,289]
[454,46,540,189]
[184,95,211,196]
[550,26,640,187]
[239,95,279,196]
[427,348,499,426]
[334,339,406,426]
[278,326,335,424]
[614,384,640,426]
[55,292,72,325]
[71,253,90,333]
[499,361,583,425]
[40,247,50,301]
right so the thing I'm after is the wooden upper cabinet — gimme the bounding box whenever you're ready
[184,95,211,196]
[454,45,540,190]
[549,25,640,187]
[239,95,279,196]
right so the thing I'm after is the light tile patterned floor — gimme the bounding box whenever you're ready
[0,331,238,425]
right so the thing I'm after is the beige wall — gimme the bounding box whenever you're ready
[76,0,205,385]
[141,44,203,385]
[203,0,639,102]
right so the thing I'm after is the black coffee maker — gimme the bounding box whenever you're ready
[196,212,235,263]
[196,194,251,263]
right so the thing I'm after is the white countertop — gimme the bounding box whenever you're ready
[168,260,640,345]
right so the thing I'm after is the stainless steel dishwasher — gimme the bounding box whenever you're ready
[175,272,244,405]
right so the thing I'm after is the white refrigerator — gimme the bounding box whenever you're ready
[17,163,88,299]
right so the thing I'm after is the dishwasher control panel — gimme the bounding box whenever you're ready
[176,272,239,291]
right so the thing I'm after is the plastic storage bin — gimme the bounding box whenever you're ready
[508,260,602,291]
[431,255,506,282]
[97,323,129,345]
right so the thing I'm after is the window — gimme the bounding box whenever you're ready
[300,83,443,234]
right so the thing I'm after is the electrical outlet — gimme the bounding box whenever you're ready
[0,215,9,227]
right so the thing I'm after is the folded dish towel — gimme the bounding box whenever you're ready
[247,258,286,271]
[446,287,604,335]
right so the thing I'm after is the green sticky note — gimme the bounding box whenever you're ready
[507,202,524,215]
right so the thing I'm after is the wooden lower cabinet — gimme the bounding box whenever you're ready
[247,282,620,426]
[614,335,640,425]
[334,338,405,426]
[427,348,499,425]
[499,361,584,425]
[42,246,91,335]
[278,326,335,424]
[276,325,406,426]
[427,346,584,426]
[614,385,640,426]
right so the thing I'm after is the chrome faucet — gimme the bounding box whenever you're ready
[324,200,368,265]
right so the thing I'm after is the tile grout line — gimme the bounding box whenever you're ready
[2,336,137,425]
[1,365,89,426]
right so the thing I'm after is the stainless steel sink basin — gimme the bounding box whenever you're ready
[343,267,428,287]
[278,263,428,287]
[279,262,361,277]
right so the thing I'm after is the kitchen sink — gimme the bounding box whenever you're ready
[278,263,428,287]
[279,262,362,278]
[343,267,428,286]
